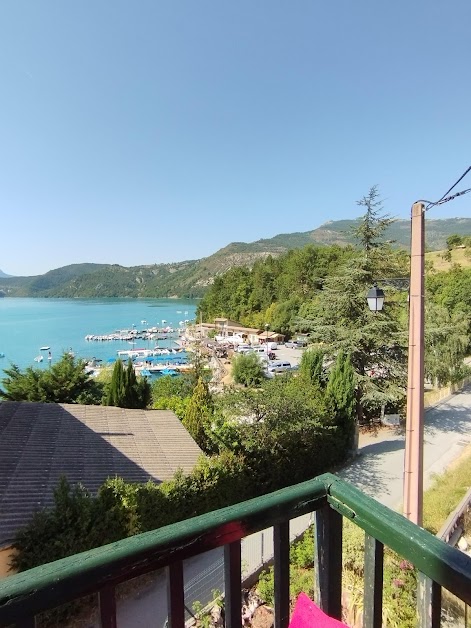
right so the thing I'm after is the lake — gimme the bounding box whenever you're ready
[0,298,198,372]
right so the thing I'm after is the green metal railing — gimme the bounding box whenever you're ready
[0,472,470,627]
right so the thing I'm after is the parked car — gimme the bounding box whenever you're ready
[285,340,307,349]
[236,344,252,353]
[267,360,292,373]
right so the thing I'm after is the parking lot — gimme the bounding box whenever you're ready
[267,343,305,368]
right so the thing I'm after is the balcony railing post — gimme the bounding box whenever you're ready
[274,521,290,628]
[166,561,185,628]
[99,585,117,628]
[363,534,383,628]
[224,541,242,628]
[418,573,441,628]
[314,504,343,619]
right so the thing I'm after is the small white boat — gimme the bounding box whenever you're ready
[34,355,43,363]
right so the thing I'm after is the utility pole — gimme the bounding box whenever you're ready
[403,202,425,526]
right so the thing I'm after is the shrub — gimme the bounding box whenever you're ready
[0,354,104,404]
[232,353,265,386]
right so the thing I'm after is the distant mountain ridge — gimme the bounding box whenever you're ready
[0,269,12,278]
[1,217,470,299]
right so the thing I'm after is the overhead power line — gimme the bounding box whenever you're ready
[415,165,471,210]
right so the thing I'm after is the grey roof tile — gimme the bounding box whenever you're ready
[0,402,203,546]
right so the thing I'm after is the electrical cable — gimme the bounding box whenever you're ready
[415,165,471,211]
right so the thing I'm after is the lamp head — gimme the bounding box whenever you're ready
[367,285,385,312]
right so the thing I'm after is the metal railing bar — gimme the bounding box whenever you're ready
[1,473,471,625]
[0,478,328,625]
[314,504,343,619]
[166,561,185,628]
[363,534,383,628]
[274,521,290,628]
[224,541,242,628]
[326,475,471,605]
[98,585,117,628]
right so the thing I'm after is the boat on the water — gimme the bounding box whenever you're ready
[34,355,43,363]
[40,346,50,351]
[161,368,178,376]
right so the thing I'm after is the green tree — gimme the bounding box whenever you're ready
[298,189,408,423]
[183,377,214,451]
[352,185,394,252]
[299,348,325,386]
[186,348,212,391]
[105,359,151,409]
[216,376,347,488]
[441,250,452,263]
[326,351,357,451]
[232,352,265,387]
[151,374,192,418]
[446,234,463,250]
[0,353,104,404]
[425,303,470,387]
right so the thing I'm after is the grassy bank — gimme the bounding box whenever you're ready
[423,444,471,534]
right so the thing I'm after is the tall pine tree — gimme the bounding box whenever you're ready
[299,348,325,387]
[106,359,150,409]
[182,376,213,451]
[326,351,357,452]
[298,187,408,424]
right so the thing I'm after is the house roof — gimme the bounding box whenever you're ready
[0,402,203,546]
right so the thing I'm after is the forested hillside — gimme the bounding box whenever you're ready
[197,212,471,396]
[196,243,409,334]
[1,217,471,298]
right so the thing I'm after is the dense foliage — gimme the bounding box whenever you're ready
[197,244,355,332]
[12,357,357,573]
[151,373,193,417]
[0,353,104,404]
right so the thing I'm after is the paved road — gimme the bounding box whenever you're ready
[340,384,471,511]
[113,385,471,627]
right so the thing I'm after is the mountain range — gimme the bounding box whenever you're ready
[1,217,470,299]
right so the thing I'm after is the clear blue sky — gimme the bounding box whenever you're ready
[1,1,470,276]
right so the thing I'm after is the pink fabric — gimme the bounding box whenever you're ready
[289,593,349,627]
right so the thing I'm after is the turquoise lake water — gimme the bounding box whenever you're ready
[0,298,197,372]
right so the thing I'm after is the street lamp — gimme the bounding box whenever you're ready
[366,285,385,312]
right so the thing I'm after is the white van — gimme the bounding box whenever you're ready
[252,346,269,356]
